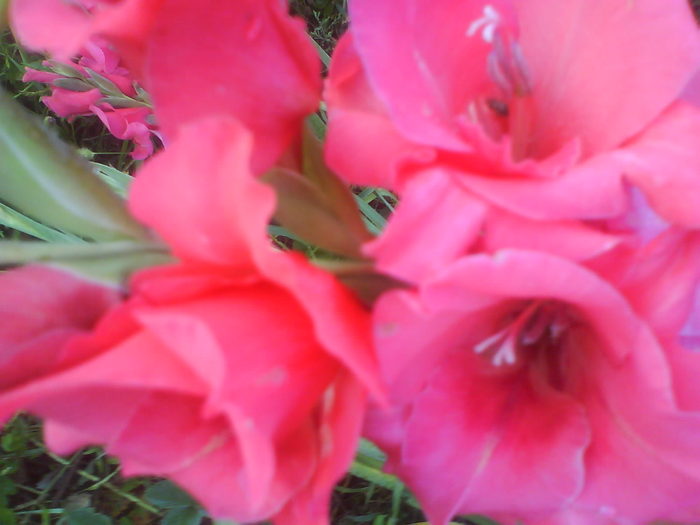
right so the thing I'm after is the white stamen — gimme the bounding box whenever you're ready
[466,5,501,43]
[491,337,517,367]
[474,329,518,367]
[474,329,507,354]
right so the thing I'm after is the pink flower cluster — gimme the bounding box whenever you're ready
[2,0,700,524]
[24,36,159,159]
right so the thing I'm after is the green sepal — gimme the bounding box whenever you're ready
[301,123,371,246]
[262,123,373,259]
[0,88,148,241]
[263,167,368,259]
[314,259,407,307]
[52,78,93,92]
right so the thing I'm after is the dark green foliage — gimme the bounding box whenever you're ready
[290,0,348,52]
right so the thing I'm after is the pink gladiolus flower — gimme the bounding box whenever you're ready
[91,105,157,160]
[326,0,700,242]
[40,87,103,118]
[23,37,159,159]
[366,229,700,525]
[0,118,381,525]
[11,0,321,172]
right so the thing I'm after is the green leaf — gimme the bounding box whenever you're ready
[357,439,387,467]
[0,240,165,265]
[91,162,133,198]
[98,95,151,109]
[311,38,330,67]
[0,241,171,286]
[0,202,78,242]
[0,88,148,241]
[145,481,198,510]
[0,508,16,525]
[349,462,405,495]
[307,112,326,139]
[0,478,16,507]
[162,507,205,525]
[462,517,502,525]
[61,508,111,525]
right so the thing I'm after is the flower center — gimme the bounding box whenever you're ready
[474,301,571,372]
[466,5,534,160]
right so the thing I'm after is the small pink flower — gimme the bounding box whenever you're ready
[41,87,103,118]
[91,104,156,159]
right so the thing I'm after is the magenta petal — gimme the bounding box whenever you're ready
[373,288,501,404]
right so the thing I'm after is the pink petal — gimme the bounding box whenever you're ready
[616,102,700,228]
[398,349,589,524]
[571,387,700,523]
[22,68,62,83]
[257,250,385,403]
[130,117,383,402]
[483,210,622,262]
[10,0,94,58]
[615,230,700,341]
[42,88,102,118]
[145,0,321,172]
[274,374,367,525]
[424,251,645,363]
[454,152,627,221]
[129,117,274,268]
[164,418,318,522]
[325,33,437,189]
[0,266,118,393]
[131,283,338,437]
[365,169,488,283]
[517,0,700,158]
[347,0,514,151]
[90,0,164,81]
[91,105,155,159]
[372,288,502,403]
